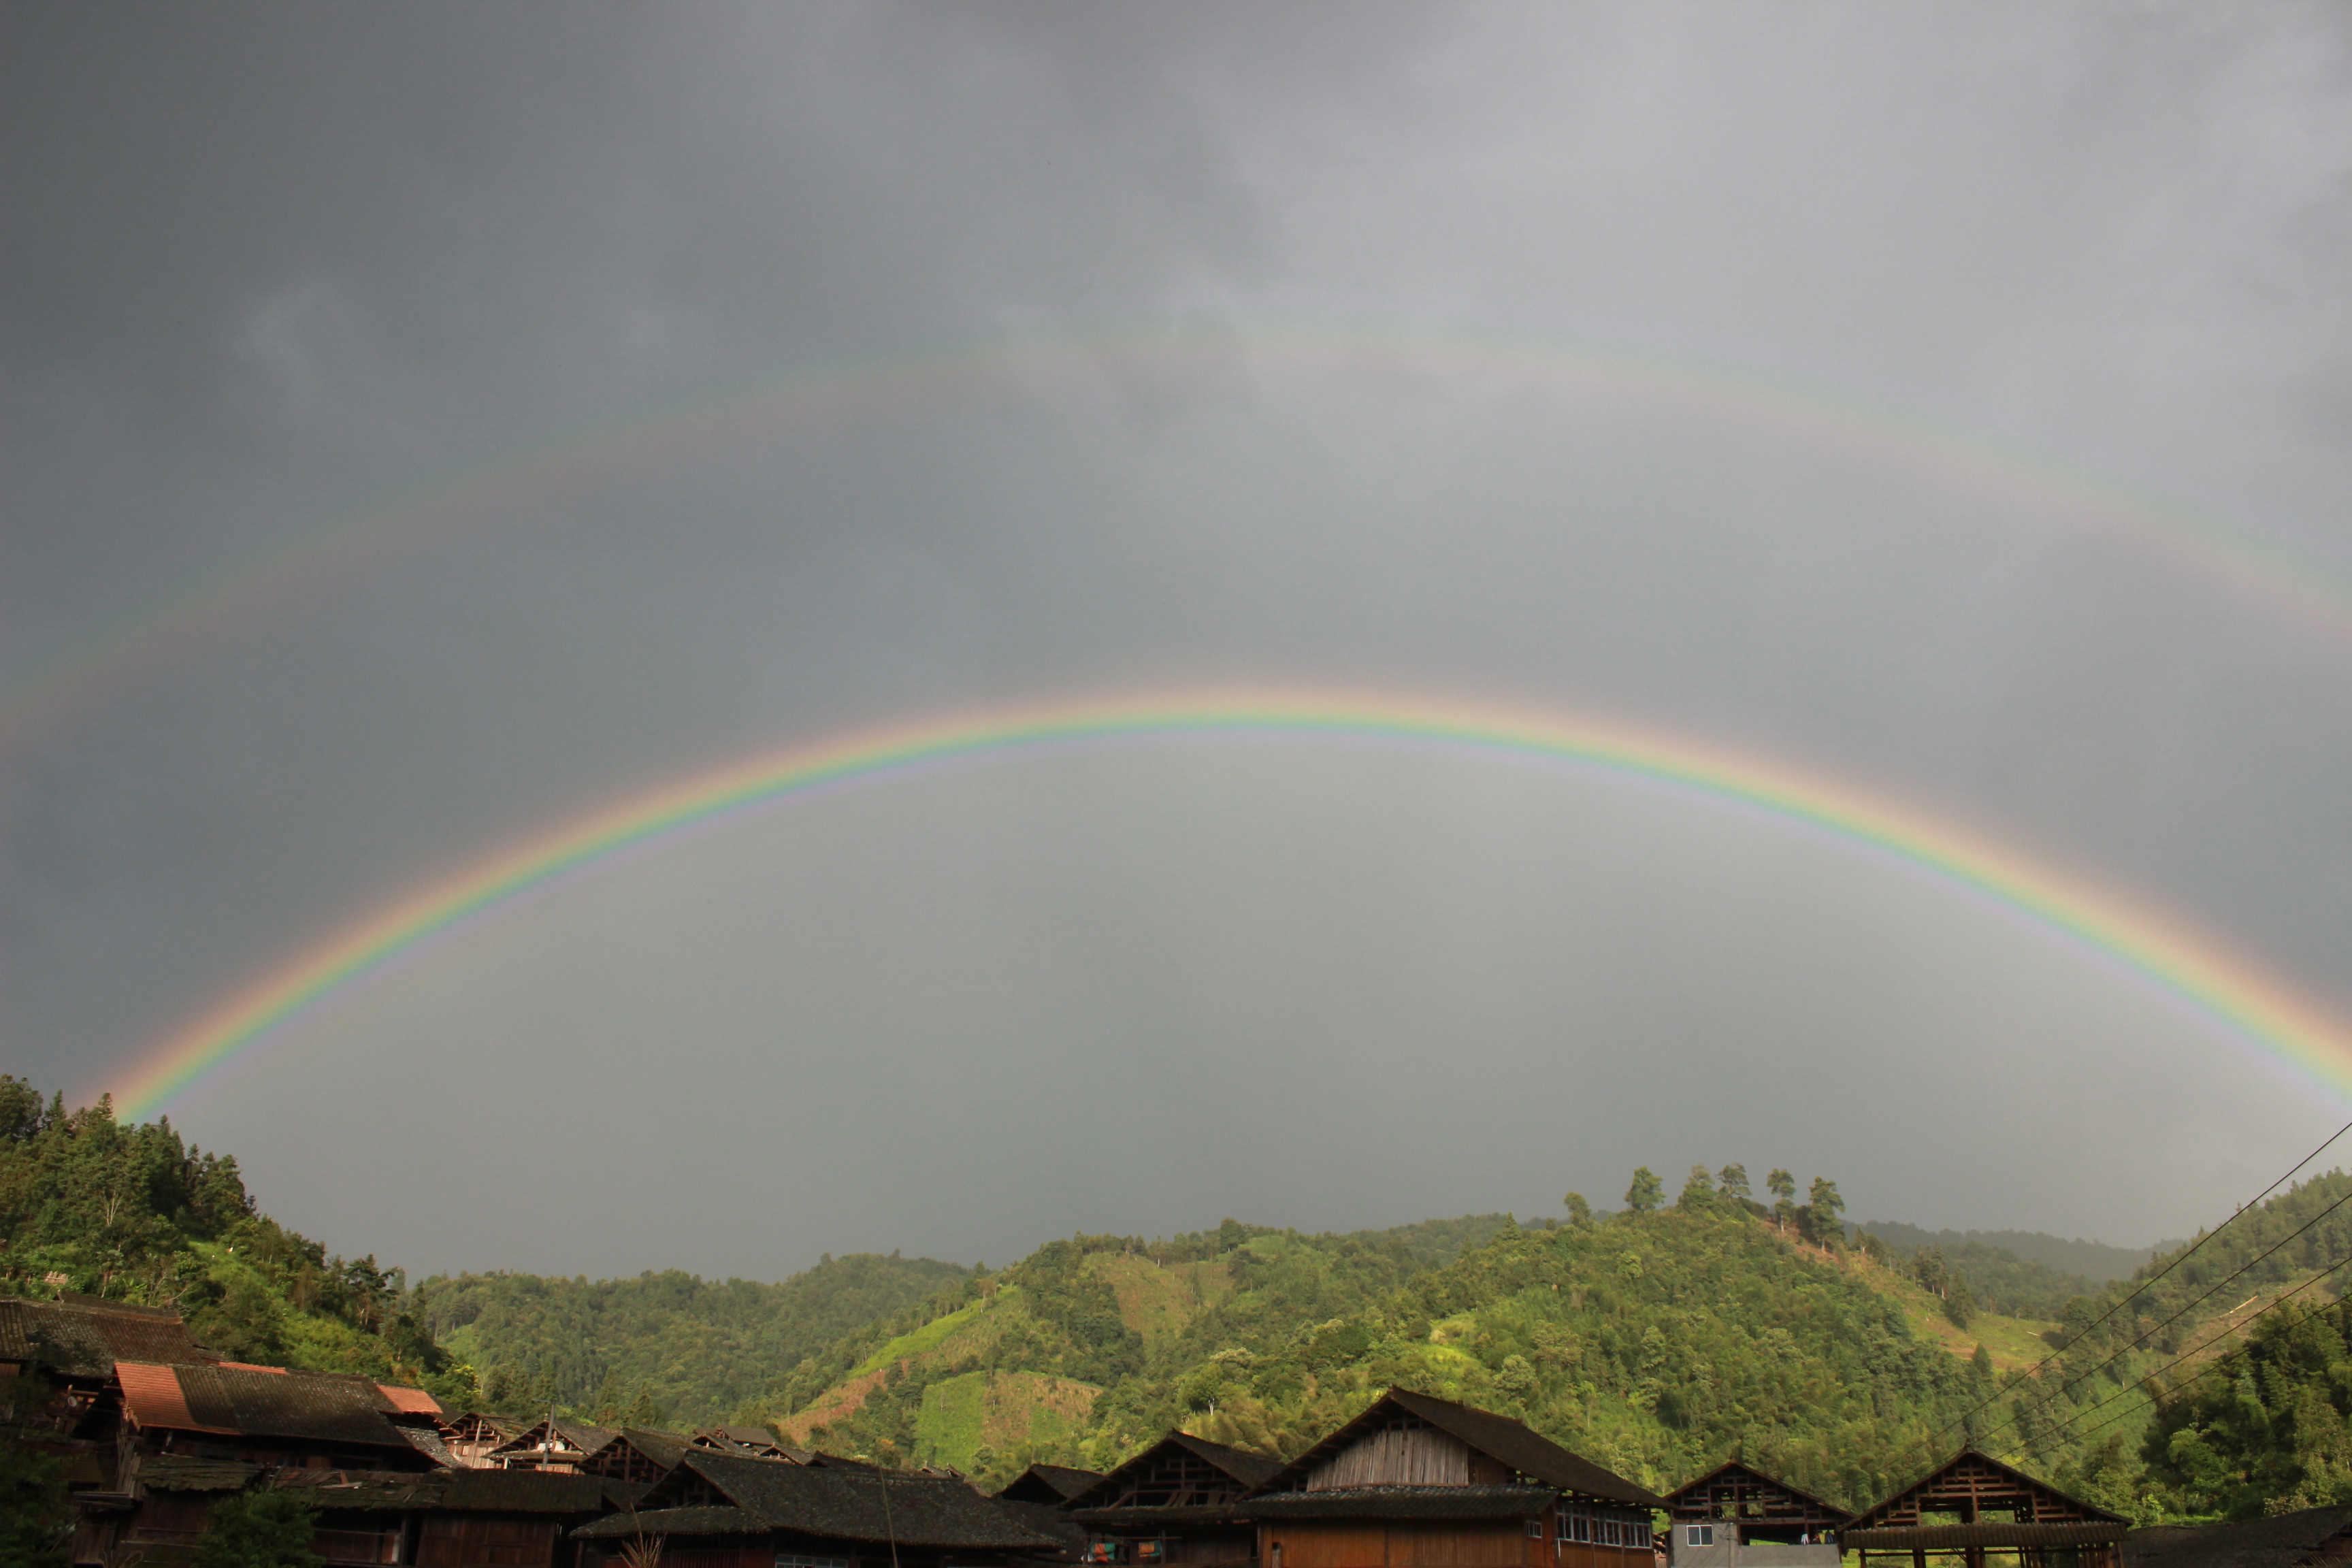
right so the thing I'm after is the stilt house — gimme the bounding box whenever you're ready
[1242,1389,1664,1568]
[1062,1431,1282,1567]
[569,1448,1062,1568]
[1842,1451,2127,1568]
[1662,1460,1849,1565]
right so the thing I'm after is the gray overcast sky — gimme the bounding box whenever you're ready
[7,3,2352,1279]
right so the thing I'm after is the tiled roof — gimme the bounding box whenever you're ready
[267,1466,623,1515]
[0,1296,214,1377]
[116,1362,440,1450]
[2125,1507,2352,1568]
[1064,1432,1283,1512]
[1244,1485,1559,1521]
[378,1385,443,1416]
[575,1506,763,1539]
[995,1463,1105,1505]
[1254,1389,1662,1510]
[620,1450,1062,1550]
[612,1428,694,1470]
[119,1360,223,1434]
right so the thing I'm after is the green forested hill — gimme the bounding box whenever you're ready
[13,1077,2352,1526]
[765,1198,2015,1509]
[0,1078,461,1401]
[412,1256,973,1428]
[1861,1222,2165,1284]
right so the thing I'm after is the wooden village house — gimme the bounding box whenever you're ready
[1841,1450,2127,1568]
[1241,1389,1665,1568]
[1061,1431,1284,1568]
[438,1412,524,1469]
[110,1360,455,1473]
[569,1447,1064,1568]
[998,1464,1109,1508]
[1661,1460,1850,1566]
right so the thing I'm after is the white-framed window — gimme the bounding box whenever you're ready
[1528,1521,1546,1539]
[1685,1526,1714,1548]
[1573,1516,1590,1544]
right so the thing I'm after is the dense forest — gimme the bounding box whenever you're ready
[8,1080,2352,1525]
[1860,1222,2166,1285]
[0,1078,459,1402]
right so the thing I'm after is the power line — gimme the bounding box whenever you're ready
[2046,1247,2352,1448]
[1989,1179,2352,1436]
[1926,1116,2352,1444]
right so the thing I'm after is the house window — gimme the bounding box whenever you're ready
[1573,1516,1591,1544]
[1685,1526,1714,1548]
[1528,1522,1546,1539]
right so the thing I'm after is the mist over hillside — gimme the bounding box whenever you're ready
[1861,1221,2172,1282]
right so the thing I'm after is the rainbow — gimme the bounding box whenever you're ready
[12,320,2352,755]
[112,689,2352,1121]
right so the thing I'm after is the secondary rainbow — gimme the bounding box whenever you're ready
[14,321,2352,758]
[111,689,2352,1121]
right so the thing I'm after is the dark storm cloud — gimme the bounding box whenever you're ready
[6,3,2352,1275]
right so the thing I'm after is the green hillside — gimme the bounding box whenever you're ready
[12,1077,2351,1526]
[1861,1222,2165,1285]
[0,1078,463,1402]
[412,1254,971,1428]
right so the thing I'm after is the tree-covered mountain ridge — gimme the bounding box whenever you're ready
[12,1080,2349,1525]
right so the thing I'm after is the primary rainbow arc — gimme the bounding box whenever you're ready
[111,689,2352,1121]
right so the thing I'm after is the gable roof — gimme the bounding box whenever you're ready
[1066,1431,1283,1510]
[1663,1460,1852,1524]
[490,1418,621,1460]
[995,1462,1105,1505]
[0,1295,215,1377]
[1846,1449,2126,1533]
[116,1360,442,1450]
[576,1450,1060,1550]
[1255,1388,1662,1509]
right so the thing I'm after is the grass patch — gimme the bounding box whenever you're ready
[850,1293,1000,1378]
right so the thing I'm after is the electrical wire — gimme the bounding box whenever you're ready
[2044,1248,2352,1448]
[1993,1179,2352,1437]
[1925,1116,2352,1445]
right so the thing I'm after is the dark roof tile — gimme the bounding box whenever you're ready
[0,1296,214,1377]
[627,1450,1061,1550]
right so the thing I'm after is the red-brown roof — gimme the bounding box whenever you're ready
[118,1360,227,1435]
[116,1360,442,1450]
